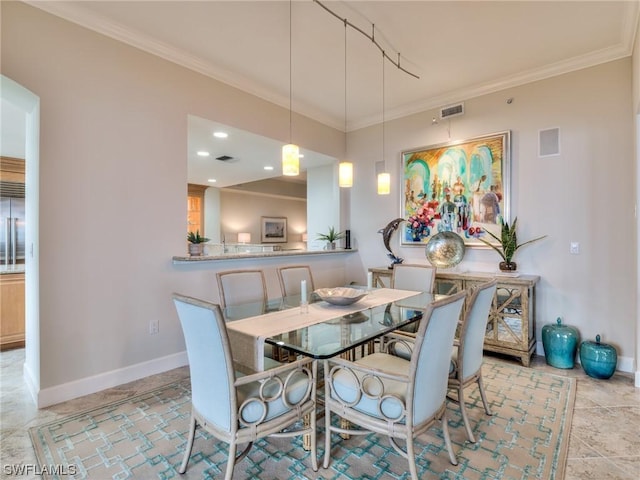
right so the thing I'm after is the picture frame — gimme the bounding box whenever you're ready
[401,130,510,247]
[261,216,288,243]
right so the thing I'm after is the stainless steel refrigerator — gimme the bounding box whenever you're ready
[0,182,25,265]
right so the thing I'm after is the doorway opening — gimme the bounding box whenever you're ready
[1,75,40,404]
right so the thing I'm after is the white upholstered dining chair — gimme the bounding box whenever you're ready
[322,290,467,479]
[390,263,436,292]
[277,265,315,297]
[172,293,318,479]
[447,279,497,442]
[216,269,267,310]
[386,279,498,443]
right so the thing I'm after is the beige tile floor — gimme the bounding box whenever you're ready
[1,348,639,479]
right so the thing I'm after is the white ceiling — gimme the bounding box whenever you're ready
[188,115,335,187]
[7,1,639,186]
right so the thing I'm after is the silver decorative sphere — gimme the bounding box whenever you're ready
[425,232,466,268]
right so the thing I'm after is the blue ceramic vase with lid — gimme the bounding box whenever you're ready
[541,317,579,369]
[580,335,617,379]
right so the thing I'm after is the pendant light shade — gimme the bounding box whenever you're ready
[282,143,299,176]
[377,172,391,195]
[339,162,353,187]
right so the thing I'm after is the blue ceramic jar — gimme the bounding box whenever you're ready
[541,317,580,369]
[579,335,617,379]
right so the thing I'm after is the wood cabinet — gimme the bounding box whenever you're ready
[368,267,539,366]
[0,273,25,350]
[0,156,26,183]
[187,184,207,235]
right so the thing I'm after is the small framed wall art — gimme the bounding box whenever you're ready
[261,216,288,243]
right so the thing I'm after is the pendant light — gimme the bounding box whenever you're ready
[377,49,390,195]
[338,20,353,188]
[282,0,299,176]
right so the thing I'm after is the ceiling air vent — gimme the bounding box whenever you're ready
[215,155,234,161]
[439,102,464,119]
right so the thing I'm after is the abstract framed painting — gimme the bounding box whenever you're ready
[261,216,287,243]
[401,130,511,247]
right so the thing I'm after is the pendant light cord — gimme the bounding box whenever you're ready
[344,19,347,149]
[289,0,293,143]
[382,50,385,169]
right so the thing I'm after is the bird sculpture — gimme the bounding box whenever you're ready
[378,218,405,269]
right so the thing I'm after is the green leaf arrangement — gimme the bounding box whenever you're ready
[187,230,210,244]
[478,217,546,263]
[316,226,344,243]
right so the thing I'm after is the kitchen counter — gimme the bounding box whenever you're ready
[0,265,25,275]
[173,248,356,263]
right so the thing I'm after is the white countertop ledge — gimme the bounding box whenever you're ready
[173,248,357,263]
[0,264,26,274]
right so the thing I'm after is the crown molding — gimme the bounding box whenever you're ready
[350,41,634,132]
[25,1,346,130]
[26,0,639,134]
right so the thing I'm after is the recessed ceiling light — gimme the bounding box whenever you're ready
[213,131,228,138]
[298,154,304,158]
[208,178,217,183]
[264,166,274,171]
[196,151,210,157]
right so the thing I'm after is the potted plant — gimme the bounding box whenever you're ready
[477,217,546,271]
[317,226,344,250]
[187,230,210,256]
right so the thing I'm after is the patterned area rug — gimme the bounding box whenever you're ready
[30,359,575,479]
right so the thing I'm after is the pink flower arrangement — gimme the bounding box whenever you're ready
[407,204,436,235]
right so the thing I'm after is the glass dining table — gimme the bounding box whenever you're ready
[223,287,446,370]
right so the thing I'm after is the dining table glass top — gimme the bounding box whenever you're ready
[223,288,445,361]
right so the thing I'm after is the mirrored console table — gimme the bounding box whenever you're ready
[368,267,539,366]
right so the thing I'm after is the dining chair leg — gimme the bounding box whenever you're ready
[457,383,476,443]
[178,415,197,473]
[441,410,458,466]
[224,442,237,480]
[407,438,419,480]
[477,374,493,415]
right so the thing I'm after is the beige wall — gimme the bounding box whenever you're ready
[220,190,307,249]
[1,2,344,399]
[2,2,638,402]
[346,59,636,365]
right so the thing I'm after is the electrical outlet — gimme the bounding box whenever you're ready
[570,242,580,254]
[149,319,159,335]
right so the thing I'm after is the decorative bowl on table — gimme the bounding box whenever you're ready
[314,287,367,306]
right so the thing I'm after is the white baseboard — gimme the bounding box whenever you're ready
[35,351,188,408]
[616,356,634,374]
[23,362,39,406]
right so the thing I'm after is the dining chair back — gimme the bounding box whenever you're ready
[172,293,318,479]
[277,265,315,297]
[391,264,436,292]
[448,279,497,442]
[323,290,467,479]
[216,269,267,310]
